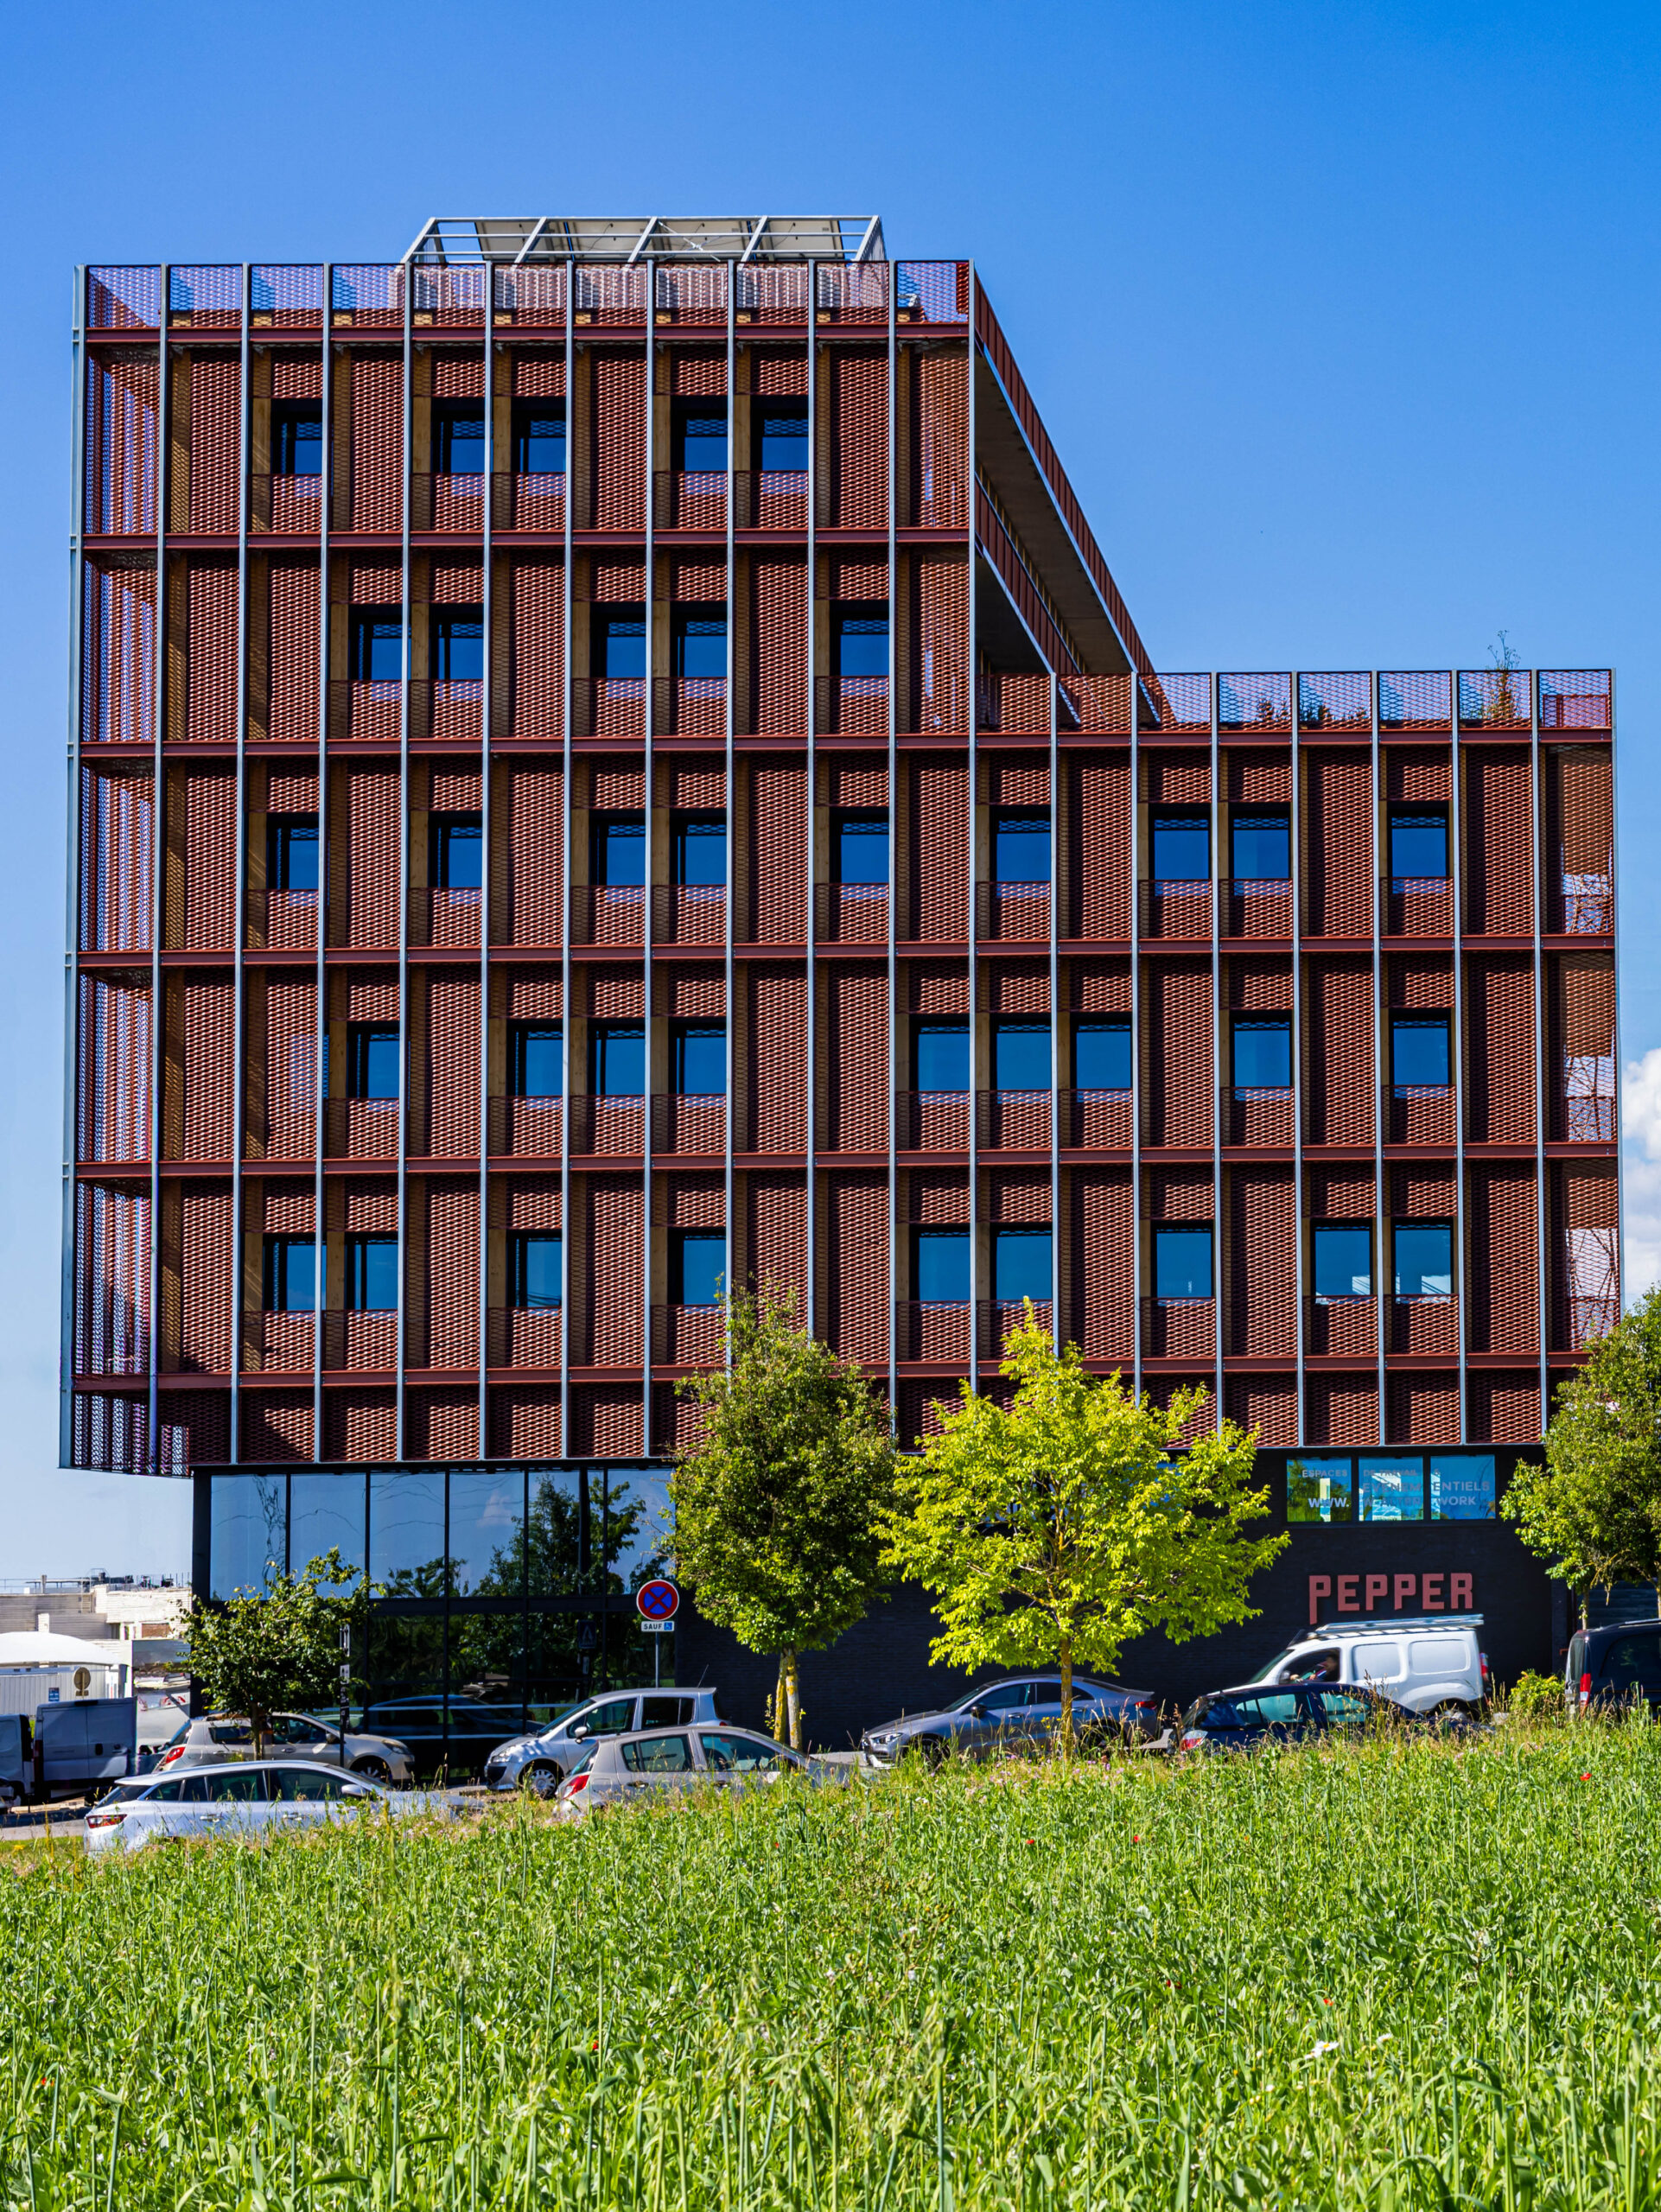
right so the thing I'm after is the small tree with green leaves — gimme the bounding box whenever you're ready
[670,1289,897,1748]
[1503,1289,1661,1624]
[182,1548,379,1757]
[882,1318,1287,1749]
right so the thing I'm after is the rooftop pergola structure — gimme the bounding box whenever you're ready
[403,216,887,267]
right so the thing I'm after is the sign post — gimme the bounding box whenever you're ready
[635,1580,680,1688]
[338,1624,352,1765]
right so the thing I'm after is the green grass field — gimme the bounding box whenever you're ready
[4,1728,1660,2209]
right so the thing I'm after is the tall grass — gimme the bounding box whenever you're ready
[3,1726,1660,2207]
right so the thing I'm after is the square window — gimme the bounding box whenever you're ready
[512,399,564,475]
[593,607,646,682]
[834,810,888,885]
[1391,1015,1449,1088]
[833,603,888,680]
[346,1236,398,1313]
[591,814,646,887]
[1075,1020,1131,1090]
[915,1227,970,1303]
[671,1229,726,1306]
[671,608,727,681]
[993,811,1050,885]
[1232,1017,1291,1089]
[671,1023,725,1096]
[994,1227,1051,1303]
[913,1022,969,1091]
[672,814,726,885]
[271,399,323,477]
[347,1024,399,1100]
[1313,1224,1371,1300]
[349,607,403,683]
[1287,1456,1354,1523]
[671,399,728,474]
[1357,1455,1426,1522]
[1152,811,1209,882]
[1155,1226,1212,1300]
[1231,812,1289,880]
[430,607,483,683]
[1388,810,1447,879]
[1429,1454,1497,1520]
[1394,1222,1453,1298]
[430,813,482,889]
[993,1023,1050,1091]
[590,1024,645,1098]
[268,815,319,893]
[431,398,486,475]
[262,1234,315,1313]
[509,1233,562,1310]
[755,400,808,473]
[508,1024,562,1098]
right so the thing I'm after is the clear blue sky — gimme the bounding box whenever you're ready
[1,0,1653,1577]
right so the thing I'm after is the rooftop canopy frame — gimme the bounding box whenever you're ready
[403,215,886,266]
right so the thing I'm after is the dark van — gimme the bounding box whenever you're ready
[1566,1622,1661,1713]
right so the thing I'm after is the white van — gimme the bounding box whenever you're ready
[1248,1615,1489,1716]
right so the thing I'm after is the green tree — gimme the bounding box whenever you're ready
[1503,1289,1661,1621]
[669,1289,897,1748]
[881,1318,1287,1748]
[182,1548,378,1757]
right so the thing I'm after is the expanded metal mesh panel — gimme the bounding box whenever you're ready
[818,263,889,325]
[582,1175,644,1366]
[1540,671,1613,729]
[1140,1376,1215,1441]
[652,1383,710,1458]
[82,561,156,744]
[744,1173,807,1312]
[748,967,807,1151]
[1302,957,1376,1146]
[1070,962,1131,1014]
[1226,1170,1296,1357]
[1302,752,1373,937]
[331,265,404,327]
[652,268,728,331]
[1546,748,1613,935]
[748,762,807,943]
[911,556,969,735]
[512,351,567,399]
[1464,957,1537,1143]
[897,1383,956,1452]
[911,349,967,529]
[1378,673,1451,730]
[733,265,810,325]
[502,763,563,947]
[511,563,563,738]
[176,973,236,1160]
[751,557,808,737]
[1463,750,1534,935]
[154,1392,230,1474]
[827,351,888,528]
[323,1388,398,1461]
[175,1179,233,1372]
[1226,957,1292,1013]
[350,355,404,531]
[569,1386,642,1459]
[86,354,158,534]
[269,562,321,743]
[1224,1376,1297,1446]
[187,356,241,534]
[185,563,239,743]
[1550,1162,1620,1350]
[1304,1375,1378,1447]
[173,768,236,949]
[88,266,161,329]
[1141,752,1211,804]
[1458,668,1531,730]
[824,1173,888,1364]
[1385,747,1451,803]
[1548,957,1617,1144]
[911,758,969,943]
[495,264,569,331]
[74,1180,150,1376]
[253,266,325,328]
[168,266,239,327]
[423,1180,480,1373]
[334,767,400,949]
[1465,1165,1539,1357]
[1386,1373,1460,1446]
[1146,674,1210,733]
[822,966,888,1151]
[1217,675,1291,732]
[1066,1171,1133,1360]
[78,975,150,1163]
[241,1390,315,1464]
[1142,963,1212,1147]
[487,1388,563,1458]
[80,766,152,951]
[591,354,646,531]
[71,1391,148,1471]
[1298,673,1371,732]
[1466,1371,1541,1446]
[262,977,318,1160]
[424,973,480,1159]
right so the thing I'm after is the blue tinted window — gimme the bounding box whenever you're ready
[350,607,403,682]
[272,400,322,477]
[512,400,564,474]
[594,608,646,681]
[915,1228,971,1302]
[262,1235,315,1313]
[1394,1223,1453,1298]
[1231,813,1289,879]
[1313,1225,1371,1299]
[1287,1456,1354,1523]
[431,400,485,474]
[1155,1226,1212,1300]
[347,1236,398,1312]
[994,1024,1050,1090]
[1232,1018,1291,1089]
[431,607,483,682]
[268,816,319,893]
[1429,1454,1497,1521]
[994,1228,1051,1302]
[672,1230,726,1306]
[1389,810,1447,878]
[914,1022,969,1090]
[510,1233,562,1310]
[756,402,808,472]
[994,812,1050,883]
[835,812,888,884]
[672,814,726,885]
[509,1024,562,1097]
[672,1024,725,1095]
[673,611,727,680]
[834,605,888,679]
[592,816,646,887]
[591,1025,645,1097]
[1075,1020,1131,1090]
[348,1024,398,1099]
[430,814,482,888]
[1358,1455,1425,1522]
[1392,1016,1449,1087]
[673,402,728,473]
[1152,813,1208,880]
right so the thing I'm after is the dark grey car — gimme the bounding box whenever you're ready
[860,1675,1159,1764]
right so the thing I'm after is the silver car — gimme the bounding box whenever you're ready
[82,1759,459,1854]
[483,1688,722,1798]
[861,1675,1161,1764]
[153,1712,415,1786]
[555,1724,836,1817]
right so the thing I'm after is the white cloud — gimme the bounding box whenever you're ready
[1621,1052,1661,1299]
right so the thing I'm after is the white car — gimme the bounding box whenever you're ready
[482,1688,722,1797]
[154,1712,415,1784]
[82,1759,457,1854]
[1246,1614,1490,1716]
[556,1724,842,1817]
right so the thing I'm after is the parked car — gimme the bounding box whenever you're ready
[1566,1620,1661,1714]
[484,1688,724,1797]
[860,1675,1160,1765]
[1244,1615,1489,1717]
[0,1700,139,1808]
[82,1759,459,1855]
[555,1724,837,1817]
[135,1689,189,1751]
[1177,1681,1422,1752]
[357,1699,528,1779]
[154,1712,414,1785]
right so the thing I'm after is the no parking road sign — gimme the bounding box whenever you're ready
[636,1578,680,1632]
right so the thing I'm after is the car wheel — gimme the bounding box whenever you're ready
[352,1758,393,1784]
[519,1761,563,1801]
[918,1736,951,1770]
[1429,1701,1472,1725]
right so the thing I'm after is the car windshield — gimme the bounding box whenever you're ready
[1246,1645,1306,1685]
